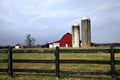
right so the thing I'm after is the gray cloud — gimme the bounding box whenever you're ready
[0,0,120,45]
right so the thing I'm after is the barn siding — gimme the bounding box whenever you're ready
[49,33,72,48]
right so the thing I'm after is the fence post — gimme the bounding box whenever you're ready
[55,46,60,80]
[8,46,13,77]
[110,44,115,80]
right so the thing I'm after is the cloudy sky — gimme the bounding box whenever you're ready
[0,0,120,46]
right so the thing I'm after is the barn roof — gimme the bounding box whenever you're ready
[49,32,72,44]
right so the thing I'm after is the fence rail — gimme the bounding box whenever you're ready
[1,49,120,54]
[0,45,120,80]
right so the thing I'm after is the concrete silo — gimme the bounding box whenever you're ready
[72,22,80,48]
[81,17,91,47]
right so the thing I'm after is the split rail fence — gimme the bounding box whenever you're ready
[0,45,120,80]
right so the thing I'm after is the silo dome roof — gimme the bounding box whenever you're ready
[82,16,90,20]
[73,22,79,26]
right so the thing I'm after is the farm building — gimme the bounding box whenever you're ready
[49,33,72,48]
[49,33,82,48]
[42,32,94,48]
[44,17,94,48]
[15,43,22,49]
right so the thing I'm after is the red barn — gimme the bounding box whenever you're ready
[49,33,72,48]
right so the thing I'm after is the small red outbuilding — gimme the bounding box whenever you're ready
[15,43,22,49]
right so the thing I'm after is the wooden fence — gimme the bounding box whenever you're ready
[0,45,120,80]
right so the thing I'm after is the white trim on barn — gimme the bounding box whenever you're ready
[49,43,60,48]
[49,44,53,48]
[15,46,20,49]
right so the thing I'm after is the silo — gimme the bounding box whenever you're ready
[72,22,80,48]
[81,17,91,47]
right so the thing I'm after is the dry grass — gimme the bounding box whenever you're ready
[0,47,120,80]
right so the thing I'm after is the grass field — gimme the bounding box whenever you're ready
[0,47,120,80]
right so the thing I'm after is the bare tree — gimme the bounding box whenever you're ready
[25,34,35,47]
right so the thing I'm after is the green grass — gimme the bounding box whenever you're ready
[0,73,115,80]
[0,47,120,80]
